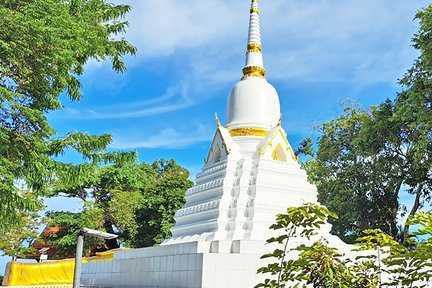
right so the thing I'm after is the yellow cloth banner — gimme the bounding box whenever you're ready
[6,259,75,286]
[4,249,124,286]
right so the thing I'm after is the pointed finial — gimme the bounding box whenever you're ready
[242,0,266,79]
[215,112,221,127]
[278,113,282,126]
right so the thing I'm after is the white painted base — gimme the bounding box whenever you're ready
[81,237,354,288]
[80,240,280,288]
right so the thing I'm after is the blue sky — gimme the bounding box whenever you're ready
[1,0,430,274]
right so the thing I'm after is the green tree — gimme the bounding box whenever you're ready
[255,204,378,288]
[0,192,44,260]
[45,157,192,255]
[299,4,432,243]
[132,159,193,247]
[50,152,149,249]
[256,205,432,288]
[301,105,399,242]
[0,0,136,230]
[43,209,106,258]
[356,217,432,288]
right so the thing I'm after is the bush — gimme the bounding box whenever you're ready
[256,204,432,288]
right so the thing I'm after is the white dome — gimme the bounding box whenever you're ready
[226,77,281,130]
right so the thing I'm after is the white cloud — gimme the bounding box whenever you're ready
[75,0,429,121]
[115,0,245,57]
[114,0,427,86]
[262,0,425,84]
[111,124,213,149]
[67,84,193,119]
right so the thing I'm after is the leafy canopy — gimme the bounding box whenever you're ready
[0,0,136,229]
[299,4,432,243]
[44,158,193,255]
[0,192,44,259]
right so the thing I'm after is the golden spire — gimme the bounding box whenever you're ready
[242,0,266,79]
[215,112,221,127]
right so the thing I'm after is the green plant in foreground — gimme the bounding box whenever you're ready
[256,204,432,288]
[255,203,348,287]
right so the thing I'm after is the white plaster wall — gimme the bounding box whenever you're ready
[80,241,279,288]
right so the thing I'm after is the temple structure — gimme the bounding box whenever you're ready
[164,0,337,246]
[3,1,352,287]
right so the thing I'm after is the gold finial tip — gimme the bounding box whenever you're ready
[278,114,282,126]
[215,113,221,127]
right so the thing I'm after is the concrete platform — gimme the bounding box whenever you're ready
[81,241,275,288]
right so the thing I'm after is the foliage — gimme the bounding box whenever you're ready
[291,240,364,288]
[0,192,44,259]
[356,225,432,287]
[44,208,105,258]
[51,152,148,246]
[0,0,136,230]
[45,157,192,255]
[300,106,399,242]
[256,204,432,288]
[256,203,343,287]
[132,159,193,247]
[299,4,432,243]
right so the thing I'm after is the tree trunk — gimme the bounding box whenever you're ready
[403,184,423,245]
[390,178,404,239]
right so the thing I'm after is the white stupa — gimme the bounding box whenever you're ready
[80,1,352,287]
[165,0,323,245]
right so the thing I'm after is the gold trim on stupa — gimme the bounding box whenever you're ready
[242,66,266,78]
[229,127,269,137]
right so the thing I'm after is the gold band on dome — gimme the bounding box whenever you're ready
[247,43,262,53]
[250,7,259,14]
[242,66,266,78]
[229,127,269,137]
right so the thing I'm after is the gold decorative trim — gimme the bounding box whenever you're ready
[229,127,269,137]
[247,43,262,53]
[242,66,266,78]
[258,127,298,162]
[250,7,259,14]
